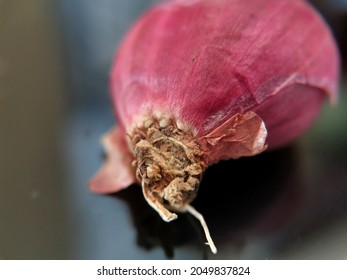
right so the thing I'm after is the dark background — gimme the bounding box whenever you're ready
[0,0,346,259]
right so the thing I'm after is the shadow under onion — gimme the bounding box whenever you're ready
[111,144,303,258]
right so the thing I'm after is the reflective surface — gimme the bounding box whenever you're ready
[0,0,347,259]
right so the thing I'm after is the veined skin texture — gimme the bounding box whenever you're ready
[111,0,339,149]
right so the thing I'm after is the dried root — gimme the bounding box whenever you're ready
[129,117,217,254]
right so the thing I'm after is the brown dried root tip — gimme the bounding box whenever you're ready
[131,117,206,222]
[131,118,216,252]
[185,204,217,254]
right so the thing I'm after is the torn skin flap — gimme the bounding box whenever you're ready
[198,111,268,164]
[89,126,136,194]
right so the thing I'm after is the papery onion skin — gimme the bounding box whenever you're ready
[111,0,339,146]
[90,0,339,223]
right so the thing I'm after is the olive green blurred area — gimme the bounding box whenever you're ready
[0,0,347,259]
[0,0,67,259]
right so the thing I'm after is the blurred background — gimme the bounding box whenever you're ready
[0,0,346,259]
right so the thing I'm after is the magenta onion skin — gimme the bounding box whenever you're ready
[111,0,339,147]
[90,0,339,224]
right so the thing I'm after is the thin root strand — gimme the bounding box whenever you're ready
[185,204,217,254]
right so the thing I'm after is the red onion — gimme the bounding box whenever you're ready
[90,0,340,253]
